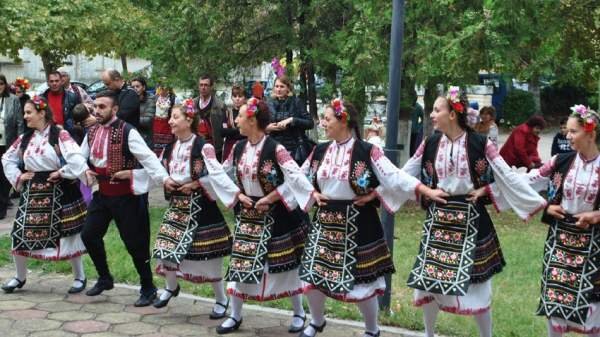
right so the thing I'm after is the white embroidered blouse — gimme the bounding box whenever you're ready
[526,154,600,214]
[402,132,546,220]
[301,137,421,213]
[2,125,88,187]
[222,136,314,211]
[137,134,240,207]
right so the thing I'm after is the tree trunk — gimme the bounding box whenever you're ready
[529,77,541,114]
[40,51,57,77]
[120,54,128,75]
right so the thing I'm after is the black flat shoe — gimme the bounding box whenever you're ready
[134,290,157,307]
[1,278,26,293]
[67,278,87,294]
[216,316,243,334]
[288,314,307,333]
[85,280,114,296]
[153,285,180,308]
[209,299,229,319]
[365,330,380,337]
[298,320,326,337]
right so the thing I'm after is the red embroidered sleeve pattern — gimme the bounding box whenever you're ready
[371,145,385,161]
[59,130,74,143]
[538,158,556,178]
[275,146,294,165]
[485,141,500,160]
[203,145,217,159]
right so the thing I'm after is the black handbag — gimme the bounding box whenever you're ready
[293,136,316,164]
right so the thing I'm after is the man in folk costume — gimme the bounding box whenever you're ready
[402,87,547,337]
[80,90,169,306]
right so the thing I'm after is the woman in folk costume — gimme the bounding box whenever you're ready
[149,100,239,317]
[297,99,447,337]
[152,86,177,156]
[524,105,600,337]
[218,97,314,334]
[401,87,546,337]
[1,96,88,294]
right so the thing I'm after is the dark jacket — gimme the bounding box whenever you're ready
[139,93,156,145]
[115,83,140,128]
[266,96,314,154]
[193,95,226,160]
[0,94,24,146]
[551,132,572,156]
[42,89,80,134]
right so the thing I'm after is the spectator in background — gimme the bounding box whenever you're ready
[131,77,155,146]
[410,103,424,156]
[71,103,96,205]
[57,67,93,106]
[266,75,314,164]
[365,124,384,148]
[0,74,24,219]
[12,77,31,132]
[101,69,140,127]
[474,106,499,145]
[222,85,246,161]
[152,85,176,156]
[42,71,81,133]
[551,117,573,156]
[499,115,546,171]
[193,74,227,161]
[71,103,96,145]
[370,115,385,137]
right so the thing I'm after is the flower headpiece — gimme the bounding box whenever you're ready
[32,96,47,111]
[271,57,285,77]
[182,98,196,118]
[446,86,464,113]
[331,98,349,123]
[13,77,31,92]
[246,97,259,118]
[570,104,598,133]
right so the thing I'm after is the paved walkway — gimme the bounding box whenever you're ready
[0,267,421,337]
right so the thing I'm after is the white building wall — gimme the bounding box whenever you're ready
[0,48,151,85]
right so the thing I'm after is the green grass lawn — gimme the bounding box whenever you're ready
[0,204,573,336]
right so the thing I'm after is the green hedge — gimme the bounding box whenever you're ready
[502,89,536,126]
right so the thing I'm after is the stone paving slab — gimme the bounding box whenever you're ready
[0,268,421,337]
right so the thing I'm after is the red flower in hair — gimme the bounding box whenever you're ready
[452,102,464,113]
[331,98,350,123]
[32,96,47,111]
[584,121,596,133]
[246,97,259,118]
[182,98,196,118]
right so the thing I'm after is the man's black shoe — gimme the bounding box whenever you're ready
[134,290,157,307]
[85,280,114,296]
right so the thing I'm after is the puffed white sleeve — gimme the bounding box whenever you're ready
[128,128,169,194]
[57,130,88,180]
[275,145,315,212]
[1,136,24,188]
[402,140,425,178]
[371,145,421,213]
[483,140,547,220]
[199,144,240,208]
